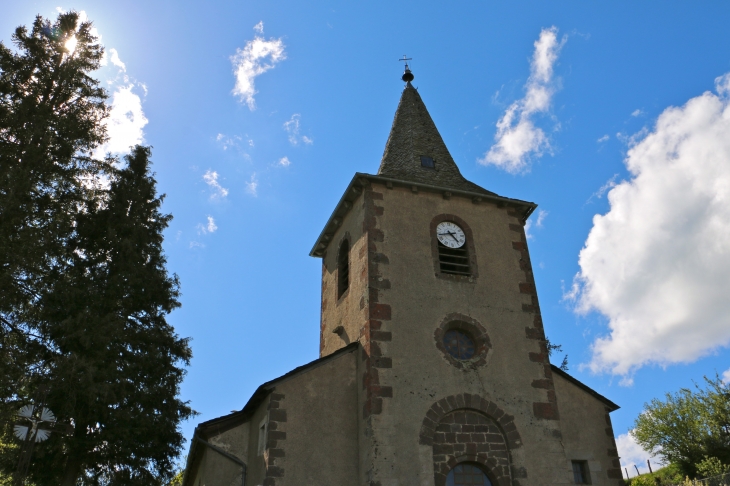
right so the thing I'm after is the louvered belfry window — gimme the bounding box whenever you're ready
[438,241,470,276]
[432,215,478,280]
[337,239,350,298]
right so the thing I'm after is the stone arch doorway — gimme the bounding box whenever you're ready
[446,463,493,486]
[419,394,525,486]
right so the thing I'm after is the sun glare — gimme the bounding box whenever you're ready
[65,35,78,55]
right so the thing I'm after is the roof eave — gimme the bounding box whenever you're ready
[199,342,361,433]
[550,364,620,412]
[309,173,537,258]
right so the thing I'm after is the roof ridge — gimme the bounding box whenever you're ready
[196,342,360,434]
[550,364,620,412]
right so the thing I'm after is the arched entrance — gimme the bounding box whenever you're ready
[419,394,525,486]
[446,463,492,486]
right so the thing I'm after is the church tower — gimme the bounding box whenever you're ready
[184,66,623,486]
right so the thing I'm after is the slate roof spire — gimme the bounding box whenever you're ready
[377,68,495,195]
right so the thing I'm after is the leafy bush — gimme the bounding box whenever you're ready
[633,376,730,478]
[627,464,685,486]
[696,456,730,479]
[630,474,658,486]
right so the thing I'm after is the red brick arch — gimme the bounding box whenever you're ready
[419,394,526,486]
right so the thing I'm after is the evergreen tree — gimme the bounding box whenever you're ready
[0,10,109,429]
[1,13,193,485]
[29,146,194,485]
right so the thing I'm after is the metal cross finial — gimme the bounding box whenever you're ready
[399,55,414,83]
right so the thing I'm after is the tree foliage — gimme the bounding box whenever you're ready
[633,375,730,478]
[545,336,568,371]
[0,12,193,485]
[696,456,730,479]
[0,10,109,422]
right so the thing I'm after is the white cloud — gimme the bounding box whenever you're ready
[722,368,730,384]
[568,73,730,377]
[206,216,217,233]
[525,209,548,240]
[230,24,286,110]
[536,209,548,227]
[716,73,730,96]
[616,127,650,148]
[203,170,229,199]
[253,21,264,34]
[197,216,218,235]
[284,114,301,144]
[95,84,148,156]
[283,114,313,145]
[277,156,291,167]
[216,133,242,151]
[189,241,204,249]
[631,109,644,117]
[109,48,126,71]
[597,134,610,143]
[595,175,618,198]
[245,173,258,196]
[55,16,144,157]
[480,27,566,173]
[616,431,662,476]
[586,174,620,205]
[524,219,534,240]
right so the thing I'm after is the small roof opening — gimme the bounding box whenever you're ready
[420,156,435,169]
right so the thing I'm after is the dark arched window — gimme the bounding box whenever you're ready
[446,464,492,486]
[337,239,350,298]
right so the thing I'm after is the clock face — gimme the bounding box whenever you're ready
[436,222,466,248]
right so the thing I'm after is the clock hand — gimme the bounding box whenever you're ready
[447,232,460,243]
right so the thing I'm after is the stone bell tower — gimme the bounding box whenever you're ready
[184,64,622,486]
[310,64,622,486]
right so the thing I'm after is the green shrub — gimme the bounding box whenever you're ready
[696,456,730,479]
[630,474,658,486]
[627,464,685,486]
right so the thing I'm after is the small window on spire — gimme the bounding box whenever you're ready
[420,156,435,169]
[338,239,350,298]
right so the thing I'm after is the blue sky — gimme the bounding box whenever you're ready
[4,0,730,475]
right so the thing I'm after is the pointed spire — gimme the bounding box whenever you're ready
[377,79,494,195]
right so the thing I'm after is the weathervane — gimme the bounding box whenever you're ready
[11,387,73,486]
[399,55,414,83]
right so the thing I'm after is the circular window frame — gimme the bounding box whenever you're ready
[442,329,477,360]
[434,313,491,370]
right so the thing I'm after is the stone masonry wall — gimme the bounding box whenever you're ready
[419,393,525,486]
